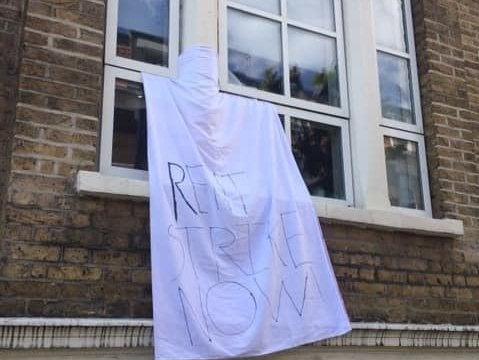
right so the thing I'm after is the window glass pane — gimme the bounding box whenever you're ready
[112,79,147,171]
[228,9,284,95]
[117,0,169,66]
[384,136,424,210]
[278,114,285,129]
[232,0,280,14]
[287,0,335,31]
[291,118,344,199]
[289,27,339,107]
[373,0,407,52]
[378,52,414,124]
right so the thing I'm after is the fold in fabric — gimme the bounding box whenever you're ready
[144,46,350,360]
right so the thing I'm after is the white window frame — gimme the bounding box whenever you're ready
[276,105,354,207]
[218,0,353,207]
[374,0,424,135]
[218,0,349,118]
[95,0,436,220]
[370,0,431,216]
[105,0,180,77]
[381,126,432,217]
[99,66,149,181]
[377,49,424,134]
[101,0,181,181]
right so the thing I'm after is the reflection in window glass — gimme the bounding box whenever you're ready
[289,27,339,107]
[228,9,284,94]
[291,118,344,199]
[287,0,335,31]
[384,136,423,209]
[233,0,280,14]
[117,0,169,66]
[373,0,407,52]
[378,52,414,124]
[112,79,147,170]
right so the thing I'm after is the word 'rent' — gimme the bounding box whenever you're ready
[168,162,248,221]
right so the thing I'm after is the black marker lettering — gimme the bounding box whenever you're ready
[168,162,198,221]
[186,165,209,215]
[280,210,313,268]
[254,275,310,322]
[178,286,212,345]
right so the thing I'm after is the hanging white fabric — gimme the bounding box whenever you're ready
[143,46,350,360]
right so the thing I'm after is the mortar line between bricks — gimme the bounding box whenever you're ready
[11,154,95,166]
[24,27,104,47]
[18,91,100,107]
[17,103,99,120]
[10,169,86,179]
[13,153,85,165]
[435,145,475,154]
[20,75,100,94]
[15,119,98,136]
[20,73,102,92]
[21,54,103,70]
[18,89,100,106]
[26,12,105,34]
[14,135,96,152]
[25,43,102,62]
[25,23,103,38]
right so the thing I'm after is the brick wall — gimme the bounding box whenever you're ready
[0,0,152,317]
[412,0,479,234]
[326,225,477,324]
[0,0,478,324]
[0,0,26,253]
[412,0,479,263]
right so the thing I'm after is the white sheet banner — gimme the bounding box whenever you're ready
[144,46,350,360]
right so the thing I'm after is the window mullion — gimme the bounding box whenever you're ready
[104,0,119,68]
[99,65,116,176]
[181,0,218,51]
[343,0,390,210]
[218,0,229,89]
[404,0,424,134]
[285,114,292,146]
[281,0,291,98]
[227,2,282,21]
[376,46,410,60]
[335,0,349,117]
[286,20,337,39]
[169,0,181,74]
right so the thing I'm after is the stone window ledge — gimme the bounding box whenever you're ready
[76,171,464,238]
[1,318,479,350]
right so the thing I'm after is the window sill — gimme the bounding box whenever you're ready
[76,171,464,238]
[313,200,463,238]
